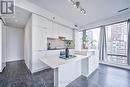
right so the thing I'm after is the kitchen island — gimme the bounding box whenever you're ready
[40,50,99,87]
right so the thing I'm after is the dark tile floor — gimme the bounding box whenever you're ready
[0,60,130,87]
[0,60,54,87]
[67,65,130,87]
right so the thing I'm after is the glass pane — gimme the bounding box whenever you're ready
[85,28,100,49]
[105,22,128,65]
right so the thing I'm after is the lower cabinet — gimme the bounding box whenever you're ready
[32,51,49,73]
[81,50,99,77]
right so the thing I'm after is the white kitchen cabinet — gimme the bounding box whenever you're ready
[32,14,49,29]
[32,51,49,73]
[56,24,73,40]
[53,23,59,38]
[81,50,99,77]
[65,27,73,40]
[25,13,74,73]
[32,14,49,51]
[31,14,49,73]
[47,21,59,38]
[87,50,99,76]
[56,24,63,37]
[46,21,53,37]
[58,24,66,38]
[32,26,47,51]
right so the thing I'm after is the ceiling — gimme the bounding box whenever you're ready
[4,7,31,29]
[28,0,130,26]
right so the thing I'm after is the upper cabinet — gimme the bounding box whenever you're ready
[52,23,73,40]
[64,27,73,40]
[32,14,49,29]
[32,26,47,51]
[31,14,73,51]
[46,21,73,40]
[32,14,48,51]
[52,22,59,38]
[58,24,73,40]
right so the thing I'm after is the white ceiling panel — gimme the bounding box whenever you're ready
[28,0,130,26]
[4,7,31,29]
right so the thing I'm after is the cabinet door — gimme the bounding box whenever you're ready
[88,56,95,74]
[94,51,99,69]
[32,14,48,29]
[58,25,73,40]
[57,24,63,37]
[46,21,53,37]
[32,51,48,73]
[32,26,47,51]
[53,23,59,38]
[65,27,73,40]
[88,51,99,75]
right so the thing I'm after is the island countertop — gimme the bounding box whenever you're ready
[40,54,90,69]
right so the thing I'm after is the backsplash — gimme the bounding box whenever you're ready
[47,37,74,50]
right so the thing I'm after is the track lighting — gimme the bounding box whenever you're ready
[68,0,86,15]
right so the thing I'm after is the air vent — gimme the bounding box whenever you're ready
[118,8,129,12]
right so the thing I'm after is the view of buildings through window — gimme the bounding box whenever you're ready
[105,22,128,65]
[85,28,100,49]
[84,22,128,65]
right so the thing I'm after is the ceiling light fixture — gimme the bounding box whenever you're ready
[68,0,86,15]
[118,8,129,12]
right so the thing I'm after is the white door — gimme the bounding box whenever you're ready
[0,20,6,72]
[2,23,6,70]
[0,20,2,72]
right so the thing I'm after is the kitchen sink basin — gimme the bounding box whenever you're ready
[59,55,76,60]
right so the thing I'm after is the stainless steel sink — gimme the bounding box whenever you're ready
[59,55,76,60]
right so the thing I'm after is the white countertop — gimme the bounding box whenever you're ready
[40,54,90,69]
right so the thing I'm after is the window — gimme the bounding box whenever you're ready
[105,22,128,65]
[85,28,100,49]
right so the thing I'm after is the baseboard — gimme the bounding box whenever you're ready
[82,68,99,79]
[99,61,130,70]
[87,68,98,79]
[24,62,32,74]
[31,66,50,74]
[6,58,24,62]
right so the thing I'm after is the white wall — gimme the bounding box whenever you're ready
[6,26,24,62]
[24,15,32,71]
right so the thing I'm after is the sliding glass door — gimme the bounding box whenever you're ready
[105,22,128,65]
